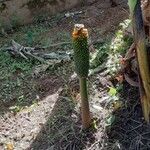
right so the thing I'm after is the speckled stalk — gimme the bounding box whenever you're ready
[72,24,91,129]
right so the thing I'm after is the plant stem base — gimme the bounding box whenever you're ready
[79,77,91,129]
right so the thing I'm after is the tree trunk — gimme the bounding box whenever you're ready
[132,0,150,122]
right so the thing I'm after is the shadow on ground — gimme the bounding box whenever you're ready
[0,72,64,115]
[106,82,150,150]
[28,90,96,150]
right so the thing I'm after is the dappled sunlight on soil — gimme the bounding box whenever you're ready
[0,92,59,150]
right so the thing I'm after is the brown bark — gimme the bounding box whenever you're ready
[133,0,150,122]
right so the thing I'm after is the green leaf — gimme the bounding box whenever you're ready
[92,120,98,129]
[108,87,117,96]
[106,115,115,126]
[9,106,20,112]
[128,0,137,13]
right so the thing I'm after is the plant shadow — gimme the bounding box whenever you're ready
[0,69,64,115]
[106,82,150,150]
[28,90,96,150]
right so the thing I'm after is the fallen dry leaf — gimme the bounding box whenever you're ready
[115,75,124,83]
[6,143,14,150]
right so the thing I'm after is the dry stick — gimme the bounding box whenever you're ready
[23,50,45,63]
[132,0,150,122]
[5,40,72,65]
[124,73,139,87]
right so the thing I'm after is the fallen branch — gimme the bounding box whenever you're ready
[5,40,72,65]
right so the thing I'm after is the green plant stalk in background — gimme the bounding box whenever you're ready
[128,0,150,122]
[72,24,91,129]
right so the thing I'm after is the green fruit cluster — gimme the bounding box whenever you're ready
[73,36,89,78]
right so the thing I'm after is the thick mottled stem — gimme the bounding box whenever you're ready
[72,24,91,128]
[79,77,91,128]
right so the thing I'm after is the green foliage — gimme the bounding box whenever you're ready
[128,0,137,14]
[116,84,123,93]
[105,115,115,126]
[90,19,133,75]
[105,86,123,127]
[107,87,119,105]
[9,96,38,113]
[25,31,34,45]
[91,119,98,129]
[90,43,109,69]
[108,87,117,96]
[0,51,38,104]
[9,105,21,113]
[0,52,35,79]
[105,84,124,112]
[106,19,133,75]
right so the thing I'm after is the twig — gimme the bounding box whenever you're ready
[127,124,143,132]
[23,50,45,63]
[87,140,101,150]
[4,40,73,65]
[124,73,139,87]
